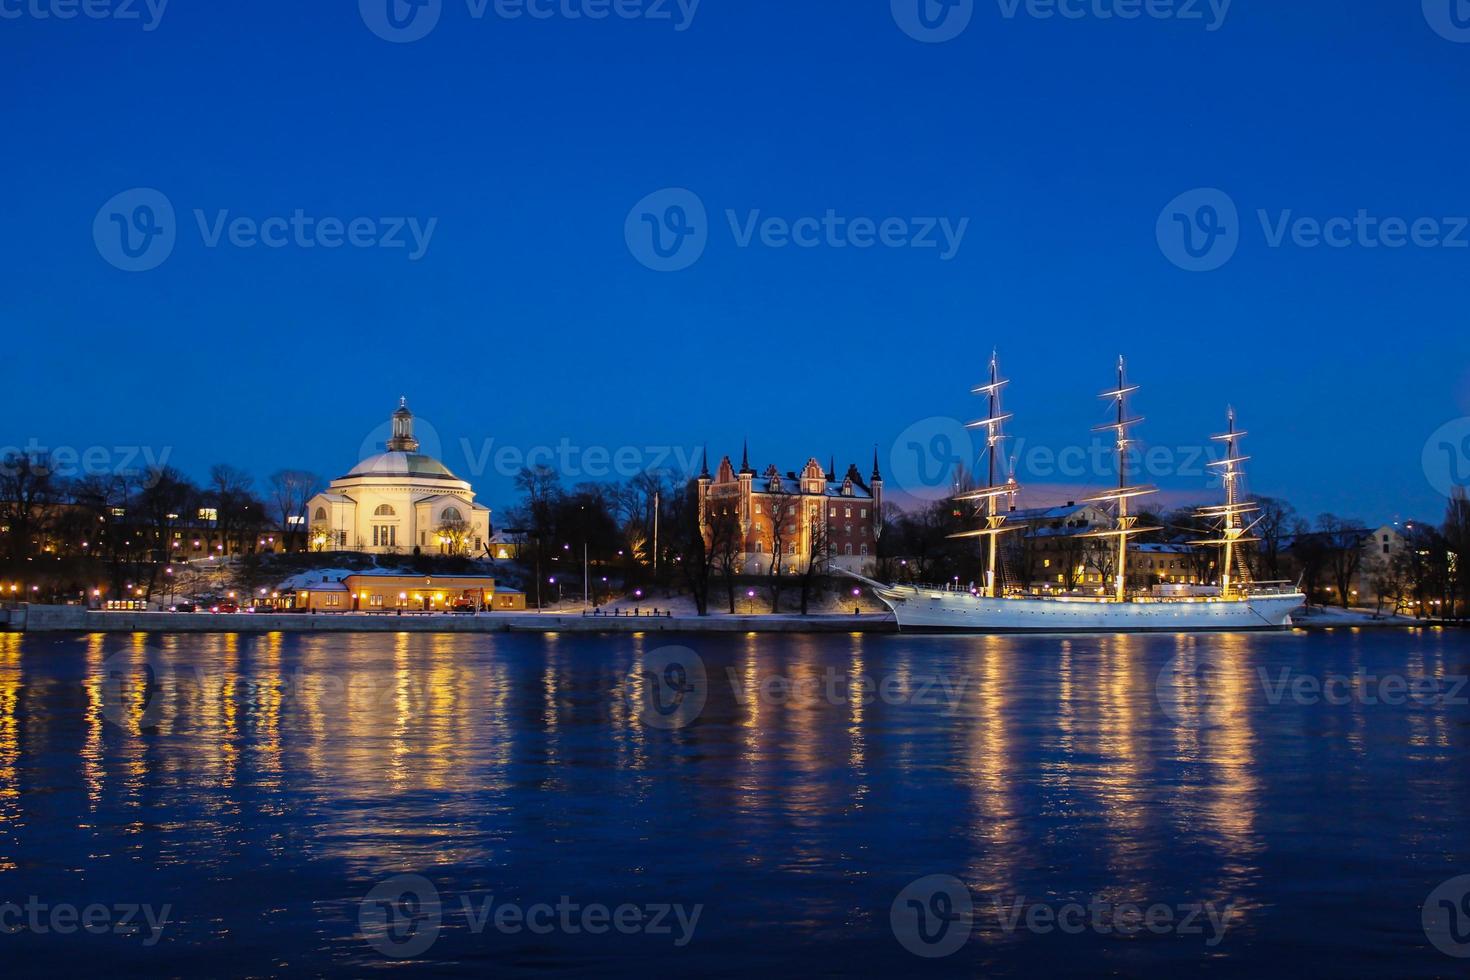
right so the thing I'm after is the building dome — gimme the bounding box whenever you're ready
[346,452,461,480]
[309,398,493,556]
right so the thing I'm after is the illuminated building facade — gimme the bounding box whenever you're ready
[697,445,883,574]
[307,400,492,555]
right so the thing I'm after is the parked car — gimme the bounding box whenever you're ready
[248,605,276,614]
[170,602,197,613]
[212,602,239,614]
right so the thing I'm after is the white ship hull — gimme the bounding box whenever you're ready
[872,584,1304,633]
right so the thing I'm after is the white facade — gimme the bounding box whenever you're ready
[307,400,492,556]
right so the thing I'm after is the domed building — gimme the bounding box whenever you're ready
[307,399,492,555]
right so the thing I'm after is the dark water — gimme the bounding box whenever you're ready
[0,627,1467,977]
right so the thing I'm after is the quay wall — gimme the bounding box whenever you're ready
[12,605,892,635]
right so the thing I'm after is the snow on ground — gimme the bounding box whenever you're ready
[1293,606,1420,626]
[275,567,416,590]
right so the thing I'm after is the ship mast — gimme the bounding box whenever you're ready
[1191,407,1260,598]
[950,351,1022,597]
[1084,357,1158,601]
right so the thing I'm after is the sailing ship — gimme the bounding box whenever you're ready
[861,356,1305,632]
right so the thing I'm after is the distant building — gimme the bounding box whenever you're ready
[698,445,883,574]
[1004,501,1211,593]
[307,400,492,556]
[290,573,525,612]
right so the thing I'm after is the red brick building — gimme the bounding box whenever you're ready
[698,444,883,574]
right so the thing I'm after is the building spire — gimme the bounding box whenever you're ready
[872,445,882,483]
[828,455,836,481]
[387,398,420,453]
[699,446,710,480]
[740,438,753,475]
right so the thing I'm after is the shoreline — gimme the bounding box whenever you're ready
[1,605,1447,635]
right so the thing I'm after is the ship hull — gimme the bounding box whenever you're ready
[873,586,1304,633]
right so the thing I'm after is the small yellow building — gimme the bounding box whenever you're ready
[293,574,526,612]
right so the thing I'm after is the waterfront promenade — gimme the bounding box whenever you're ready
[1,605,892,634]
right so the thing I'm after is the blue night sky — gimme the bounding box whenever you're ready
[3,0,1468,525]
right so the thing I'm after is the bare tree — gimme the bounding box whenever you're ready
[708,508,743,614]
[1252,495,1297,581]
[797,507,831,615]
[764,485,798,613]
[675,480,717,616]
[0,451,57,561]
[1317,514,1367,608]
[1444,487,1470,620]
[270,469,322,552]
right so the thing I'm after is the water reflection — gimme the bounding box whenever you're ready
[0,629,1464,975]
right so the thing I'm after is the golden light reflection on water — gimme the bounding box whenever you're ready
[0,632,19,871]
[1176,632,1262,916]
[0,626,1462,951]
[963,635,1024,901]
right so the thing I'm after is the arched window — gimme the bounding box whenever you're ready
[440,506,463,524]
[313,507,327,521]
[374,504,396,517]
